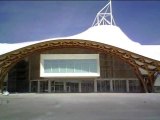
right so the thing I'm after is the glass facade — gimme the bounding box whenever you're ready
[44,59,97,73]
[30,80,140,93]
[28,54,141,93]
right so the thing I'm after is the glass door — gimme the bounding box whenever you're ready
[97,80,110,92]
[66,82,79,93]
[40,81,48,93]
[113,80,126,92]
[51,81,55,92]
[81,81,94,93]
[55,82,64,93]
[129,80,140,93]
[30,81,38,92]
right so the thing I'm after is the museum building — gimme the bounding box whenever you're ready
[0,0,160,93]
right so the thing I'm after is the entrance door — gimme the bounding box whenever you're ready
[97,80,110,92]
[113,80,126,92]
[55,82,64,93]
[66,82,79,93]
[81,81,94,93]
[40,81,48,93]
[51,81,55,92]
[129,80,140,93]
[31,81,38,92]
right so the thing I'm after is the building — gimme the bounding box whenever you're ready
[0,0,160,93]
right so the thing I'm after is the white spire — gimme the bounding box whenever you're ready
[92,0,116,26]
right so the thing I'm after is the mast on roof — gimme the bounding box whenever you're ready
[92,0,116,26]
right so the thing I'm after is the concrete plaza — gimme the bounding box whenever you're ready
[0,93,160,120]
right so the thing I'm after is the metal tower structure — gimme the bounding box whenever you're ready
[92,0,116,26]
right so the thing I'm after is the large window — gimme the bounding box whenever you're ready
[40,54,100,77]
[44,59,97,73]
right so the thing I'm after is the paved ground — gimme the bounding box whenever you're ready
[0,93,160,120]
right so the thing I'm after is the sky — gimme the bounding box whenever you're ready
[0,0,160,45]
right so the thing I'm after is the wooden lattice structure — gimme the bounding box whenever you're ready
[0,39,160,92]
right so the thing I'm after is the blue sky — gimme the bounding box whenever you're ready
[0,0,160,45]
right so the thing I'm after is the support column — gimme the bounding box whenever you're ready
[48,80,51,93]
[147,72,156,93]
[4,73,8,91]
[29,81,31,92]
[37,81,40,93]
[126,80,129,93]
[134,67,148,93]
[79,81,81,93]
[0,81,2,93]
[64,81,66,93]
[0,70,7,94]
[94,79,97,92]
[110,80,113,92]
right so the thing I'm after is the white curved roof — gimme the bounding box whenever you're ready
[68,25,160,61]
[0,25,160,61]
